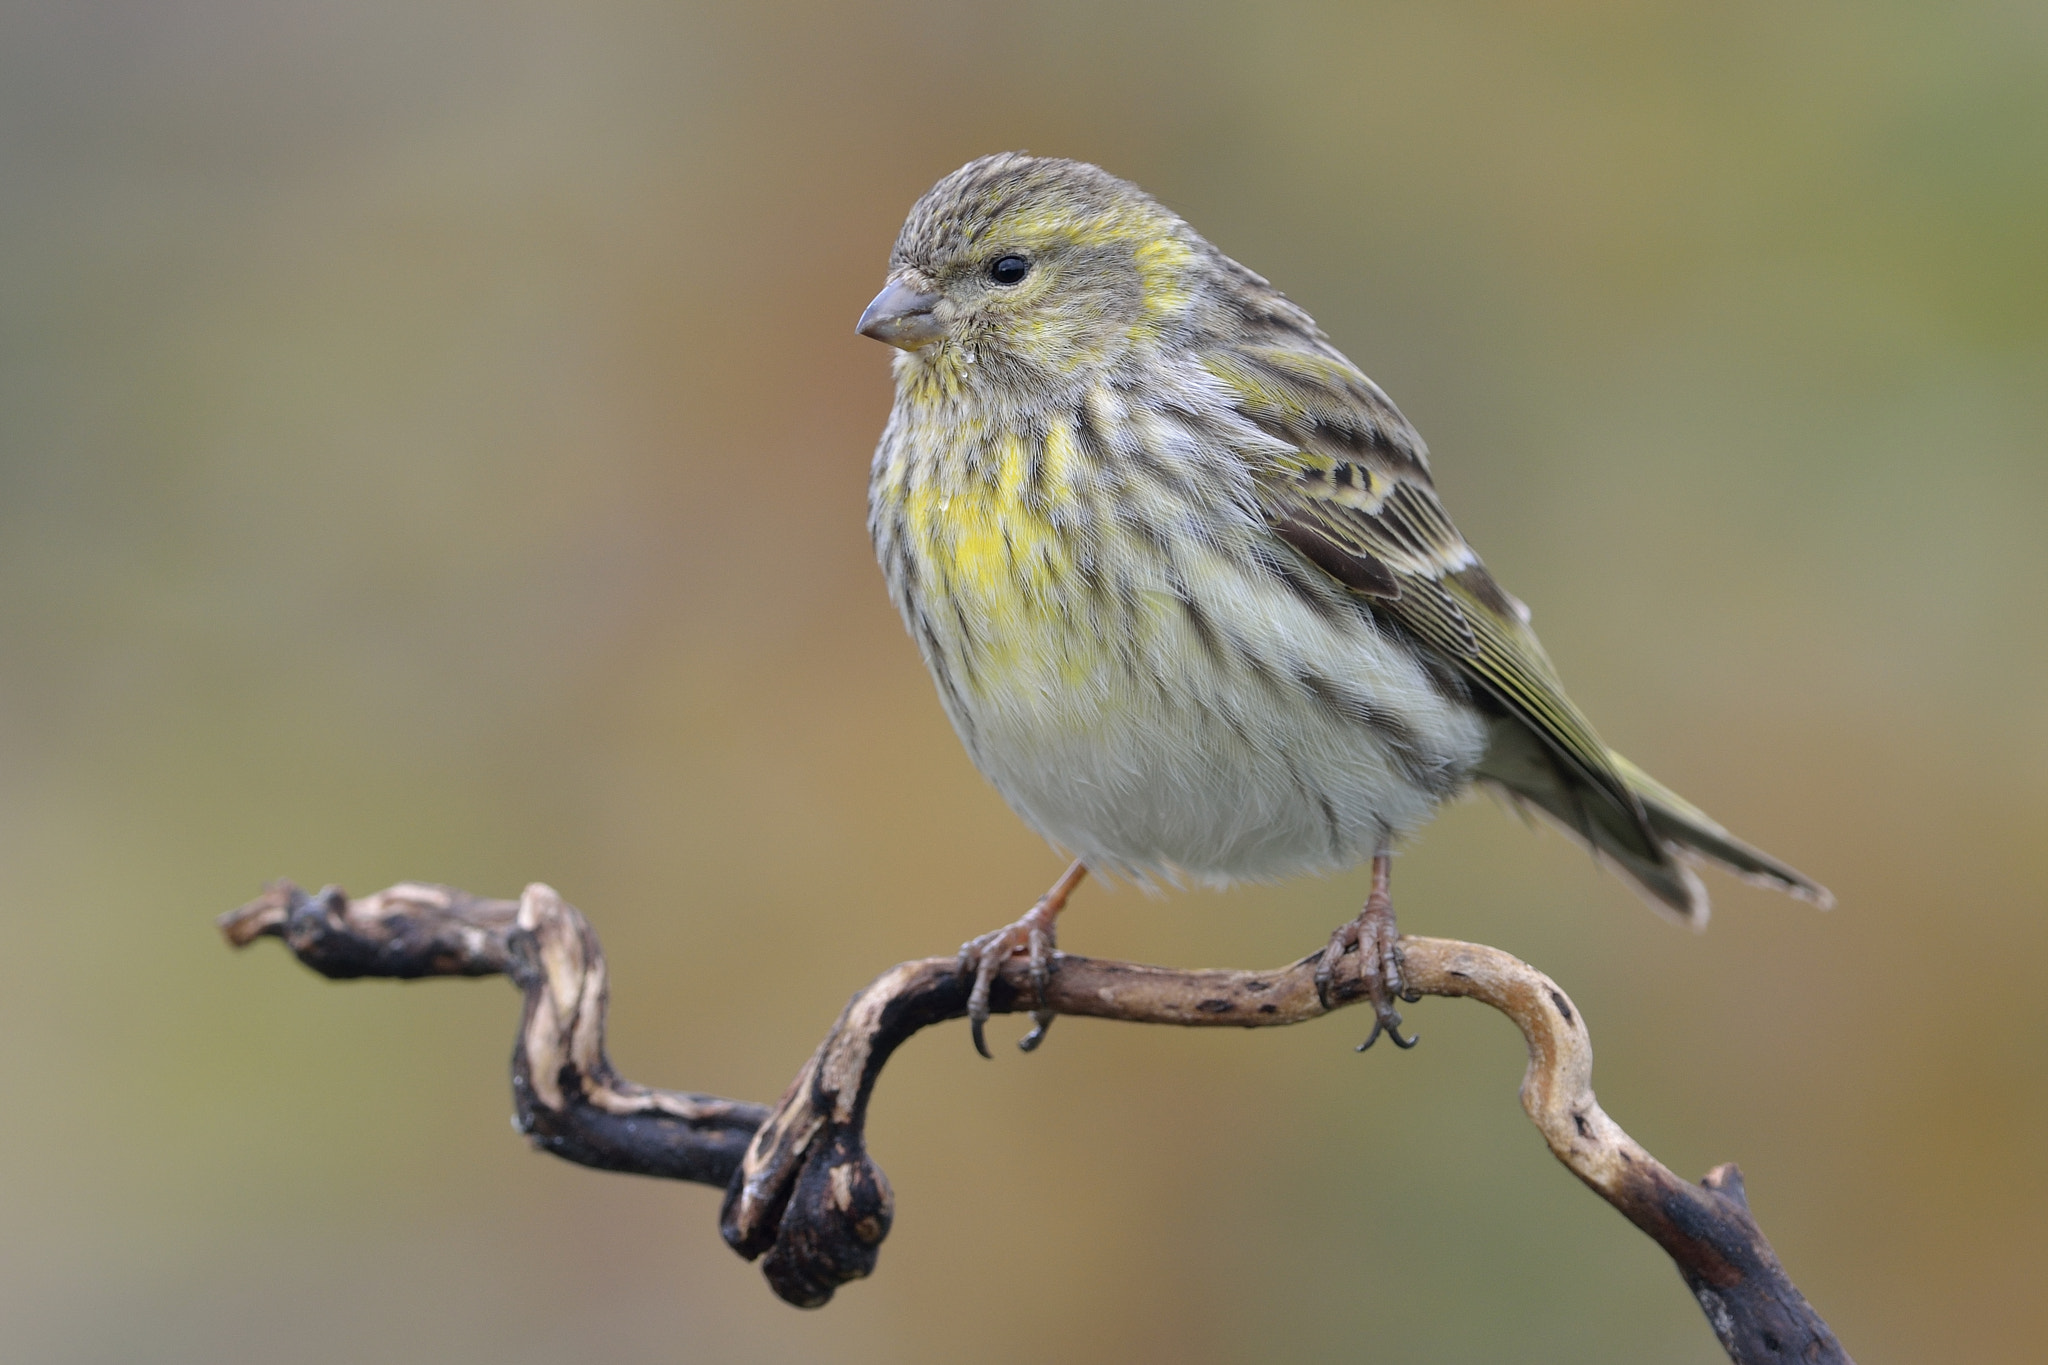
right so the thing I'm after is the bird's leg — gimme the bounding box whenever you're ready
[1314,852,1418,1050]
[958,860,1087,1058]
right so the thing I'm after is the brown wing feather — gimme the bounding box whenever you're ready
[1206,342,1660,859]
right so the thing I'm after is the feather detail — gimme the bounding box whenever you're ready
[1215,344,1662,867]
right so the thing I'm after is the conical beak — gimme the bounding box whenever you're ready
[857,279,945,351]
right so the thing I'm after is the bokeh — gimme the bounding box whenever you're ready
[2,3,2043,1361]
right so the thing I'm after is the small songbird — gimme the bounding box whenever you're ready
[859,154,1829,1054]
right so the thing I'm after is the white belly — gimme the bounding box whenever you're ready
[938,547,1489,887]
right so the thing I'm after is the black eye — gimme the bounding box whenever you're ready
[988,255,1031,285]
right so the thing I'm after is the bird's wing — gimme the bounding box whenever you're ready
[1203,341,1654,847]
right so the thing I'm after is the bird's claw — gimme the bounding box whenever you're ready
[958,912,1058,1058]
[1017,1009,1057,1053]
[1314,877,1419,1052]
[1356,1009,1418,1051]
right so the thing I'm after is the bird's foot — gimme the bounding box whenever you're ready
[957,910,1056,1058]
[1313,854,1418,1051]
[956,861,1085,1057]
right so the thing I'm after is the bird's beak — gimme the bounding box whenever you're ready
[857,279,945,350]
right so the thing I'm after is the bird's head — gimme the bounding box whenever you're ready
[858,153,1205,385]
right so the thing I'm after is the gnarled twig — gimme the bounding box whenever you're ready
[220,880,1849,1364]
[221,881,765,1184]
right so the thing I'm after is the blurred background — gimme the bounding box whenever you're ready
[2,2,2043,1361]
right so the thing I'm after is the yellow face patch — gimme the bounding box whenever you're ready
[1132,234,1196,318]
[967,198,1197,368]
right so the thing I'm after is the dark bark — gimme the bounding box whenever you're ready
[222,881,766,1187]
[221,879,1850,1363]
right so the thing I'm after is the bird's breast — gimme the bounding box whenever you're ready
[867,392,1490,884]
[871,406,1116,700]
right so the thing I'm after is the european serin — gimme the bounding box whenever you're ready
[858,153,1829,1053]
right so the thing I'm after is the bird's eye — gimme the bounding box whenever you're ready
[988,255,1031,285]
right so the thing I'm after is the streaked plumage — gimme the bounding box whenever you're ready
[863,153,1828,928]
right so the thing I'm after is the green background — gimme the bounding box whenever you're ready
[3,3,2043,1361]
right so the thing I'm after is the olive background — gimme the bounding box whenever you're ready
[3,3,2044,1362]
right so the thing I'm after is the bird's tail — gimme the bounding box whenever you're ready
[1475,721,1832,926]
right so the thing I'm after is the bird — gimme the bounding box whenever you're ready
[857,153,1830,1055]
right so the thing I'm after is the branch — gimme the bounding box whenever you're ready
[221,880,1850,1364]
[220,881,766,1185]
